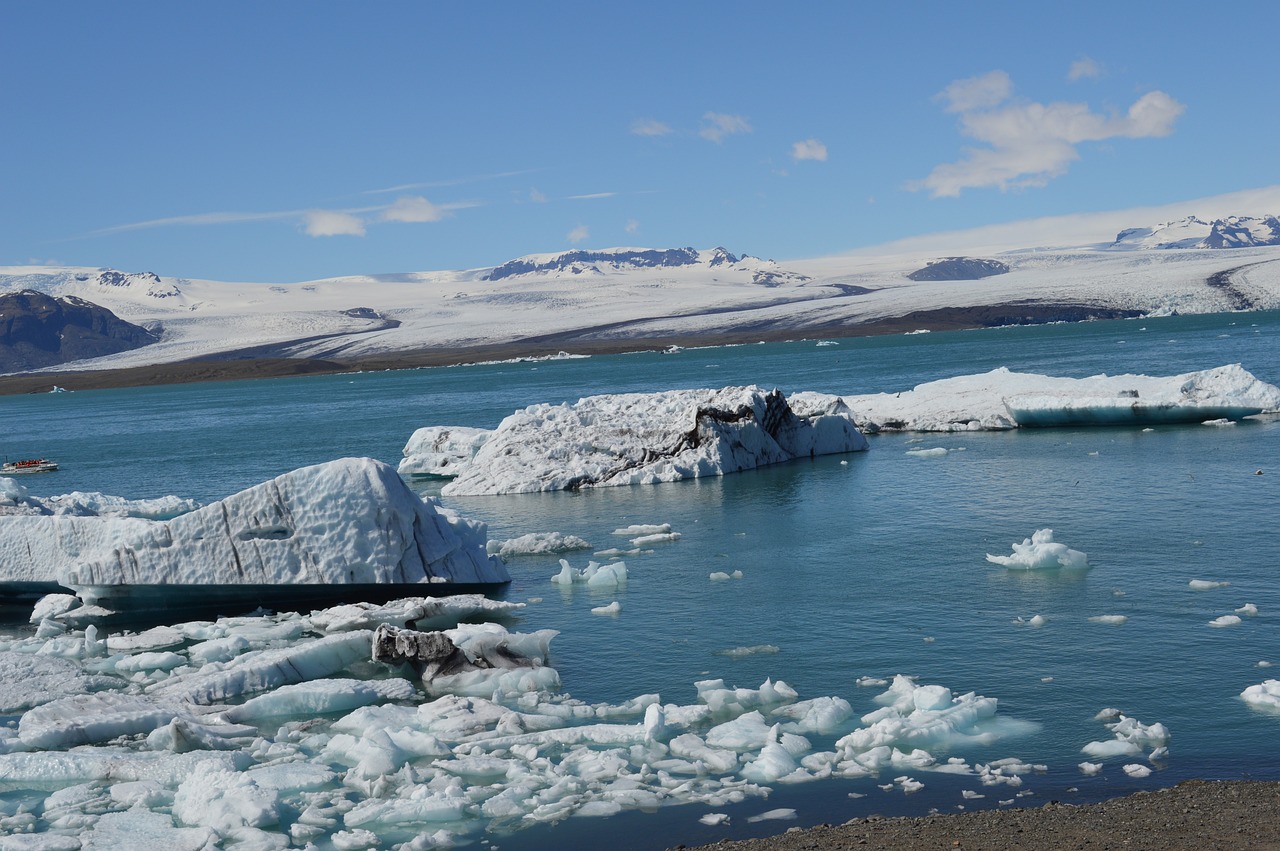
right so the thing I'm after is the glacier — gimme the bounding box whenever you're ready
[405,386,868,496]
[0,457,508,599]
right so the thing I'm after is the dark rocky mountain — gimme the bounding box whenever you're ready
[907,257,1010,281]
[484,247,739,280]
[0,290,159,372]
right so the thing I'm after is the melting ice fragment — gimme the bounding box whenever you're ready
[1241,679,1280,710]
[986,530,1088,569]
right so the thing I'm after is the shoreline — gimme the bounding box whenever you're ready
[0,302,1143,396]
[678,780,1280,850]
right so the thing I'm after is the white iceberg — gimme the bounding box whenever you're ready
[437,386,868,496]
[487,531,592,557]
[1241,679,1280,710]
[0,458,508,594]
[397,426,492,478]
[986,529,1088,569]
[842,364,1280,432]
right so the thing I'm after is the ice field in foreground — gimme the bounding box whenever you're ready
[0,599,1085,849]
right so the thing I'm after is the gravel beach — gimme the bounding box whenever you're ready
[678,781,1280,850]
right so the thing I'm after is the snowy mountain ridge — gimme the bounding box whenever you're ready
[1110,215,1280,251]
[5,187,1280,378]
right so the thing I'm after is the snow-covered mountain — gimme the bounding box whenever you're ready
[482,246,809,286]
[1109,215,1280,250]
[4,187,1280,379]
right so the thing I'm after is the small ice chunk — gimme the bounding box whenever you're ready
[591,601,621,615]
[962,789,984,799]
[1123,764,1152,778]
[1189,579,1230,590]
[612,523,671,536]
[1241,679,1280,709]
[746,808,797,823]
[1089,615,1128,625]
[1078,761,1103,775]
[699,812,730,826]
[1208,615,1242,628]
[714,645,780,658]
[487,532,592,557]
[986,529,1088,569]
[906,448,948,458]
[1236,603,1259,616]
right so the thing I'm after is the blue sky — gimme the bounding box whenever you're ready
[4,2,1277,282]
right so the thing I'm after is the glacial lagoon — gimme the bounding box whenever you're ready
[2,310,1279,848]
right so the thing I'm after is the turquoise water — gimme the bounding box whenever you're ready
[3,310,1280,847]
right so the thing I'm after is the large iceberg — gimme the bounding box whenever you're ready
[842,364,1280,432]
[0,457,508,596]
[429,386,867,496]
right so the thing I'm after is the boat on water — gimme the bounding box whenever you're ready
[1,458,59,474]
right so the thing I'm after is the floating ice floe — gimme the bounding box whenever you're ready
[1208,615,1242,628]
[1088,615,1128,625]
[1241,680,1280,710]
[432,385,868,496]
[1082,712,1169,760]
[487,532,592,557]
[550,558,628,588]
[841,364,1280,432]
[1189,579,1230,590]
[397,426,493,478]
[0,479,200,520]
[0,458,508,598]
[985,529,1088,569]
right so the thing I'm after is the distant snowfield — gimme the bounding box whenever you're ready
[5,186,1280,374]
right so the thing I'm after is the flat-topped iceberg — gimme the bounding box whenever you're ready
[842,364,1280,432]
[0,457,508,593]
[431,386,867,496]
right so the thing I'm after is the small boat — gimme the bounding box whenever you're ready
[1,458,59,474]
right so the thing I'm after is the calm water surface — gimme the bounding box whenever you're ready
[3,311,1279,848]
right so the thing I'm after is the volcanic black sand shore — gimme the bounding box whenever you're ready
[677,780,1280,851]
[0,302,1141,396]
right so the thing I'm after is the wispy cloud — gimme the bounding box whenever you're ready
[912,71,1185,197]
[1068,56,1104,82]
[85,195,478,241]
[529,188,548,203]
[699,112,752,143]
[568,192,616,201]
[567,225,589,244]
[791,139,828,162]
[304,210,366,237]
[379,196,449,223]
[363,169,538,195]
[624,219,639,235]
[631,118,673,137]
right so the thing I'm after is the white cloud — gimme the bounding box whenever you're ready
[624,218,639,234]
[569,192,616,200]
[937,70,1013,113]
[913,72,1185,197]
[529,188,548,203]
[379,195,449,223]
[631,118,673,137]
[699,112,752,143]
[567,225,589,244]
[791,138,828,162]
[1068,56,1103,81]
[303,210,366,237]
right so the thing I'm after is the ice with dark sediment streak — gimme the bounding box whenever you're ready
[0,457,509,592]
[428,385,867,496]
